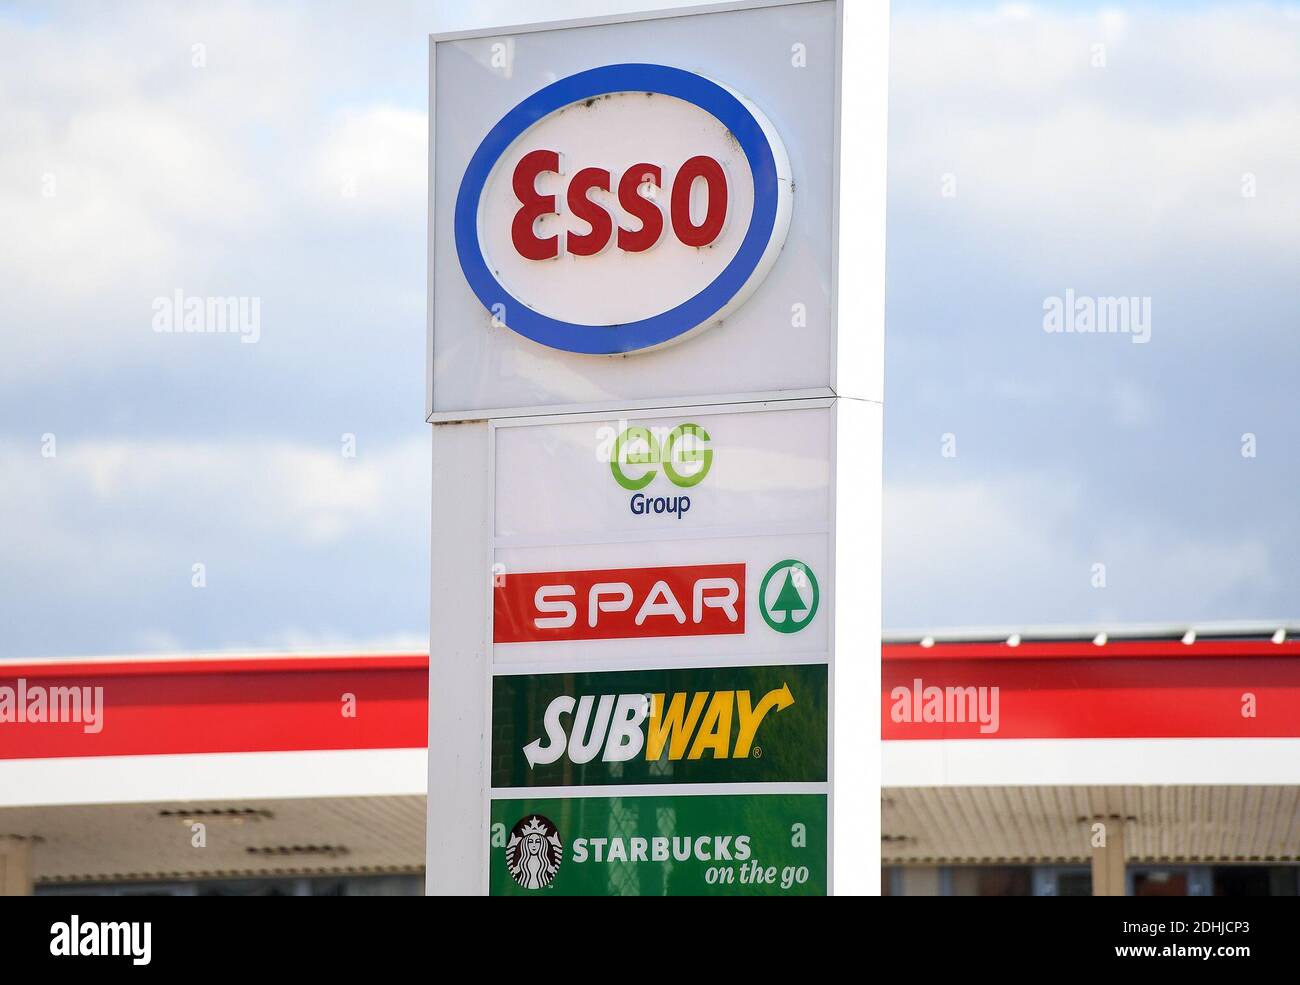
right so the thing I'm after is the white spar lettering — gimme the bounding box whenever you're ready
[693,577,738,622]
[531,578,740,631]
[533,585,576,628]
[589,583,633,626]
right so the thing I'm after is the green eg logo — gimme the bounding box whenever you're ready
[759,560,820,634]
[610,423,712,491]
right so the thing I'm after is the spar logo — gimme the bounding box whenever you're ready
[523,683,795,768]
[454,63,793,355]
[493,560,820,643]
[759,560,819,634]
[495,563,743,644]
[608,421,711,520]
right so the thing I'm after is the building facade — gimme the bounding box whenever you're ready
[2,625,1297,895]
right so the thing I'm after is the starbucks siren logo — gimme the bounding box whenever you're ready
[505,814,563,889]
[758,559,819,633]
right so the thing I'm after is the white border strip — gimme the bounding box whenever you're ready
[495,521,830,551]
[429,388,835,425]
[0,749,428,808]
[490,781,828,799]
[432,0,825,43]
[491,649,828,676]
[884,738,1300,788]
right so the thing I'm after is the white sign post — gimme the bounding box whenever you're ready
[428,0,886,895]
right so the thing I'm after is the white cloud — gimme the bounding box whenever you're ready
[891,4,1300,262]
[310,105,427,216]
[0,435,429,589]
[0,5,294,297]
[0,2,428,383]
[884,474,1279,629]
[883,3,1299,630]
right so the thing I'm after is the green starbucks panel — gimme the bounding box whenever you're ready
[491,794,827,896]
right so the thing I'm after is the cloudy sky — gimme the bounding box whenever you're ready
[1,0,1296,658]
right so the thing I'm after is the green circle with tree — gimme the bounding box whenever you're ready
[758,559,819,633]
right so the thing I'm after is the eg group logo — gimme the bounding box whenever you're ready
[607,421,711,520]
[493,559,818,644]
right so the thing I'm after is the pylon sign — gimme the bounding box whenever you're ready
[428,0,886,896]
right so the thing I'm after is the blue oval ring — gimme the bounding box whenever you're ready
[454,63,781,355]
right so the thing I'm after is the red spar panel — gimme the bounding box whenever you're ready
[494,563,745,643]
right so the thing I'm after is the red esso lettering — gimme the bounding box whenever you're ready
[510,151,728,260]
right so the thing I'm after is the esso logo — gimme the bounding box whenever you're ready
[510,152,730,260]
[454,63,792,355]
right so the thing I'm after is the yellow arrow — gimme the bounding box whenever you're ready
[733,683,795,758]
